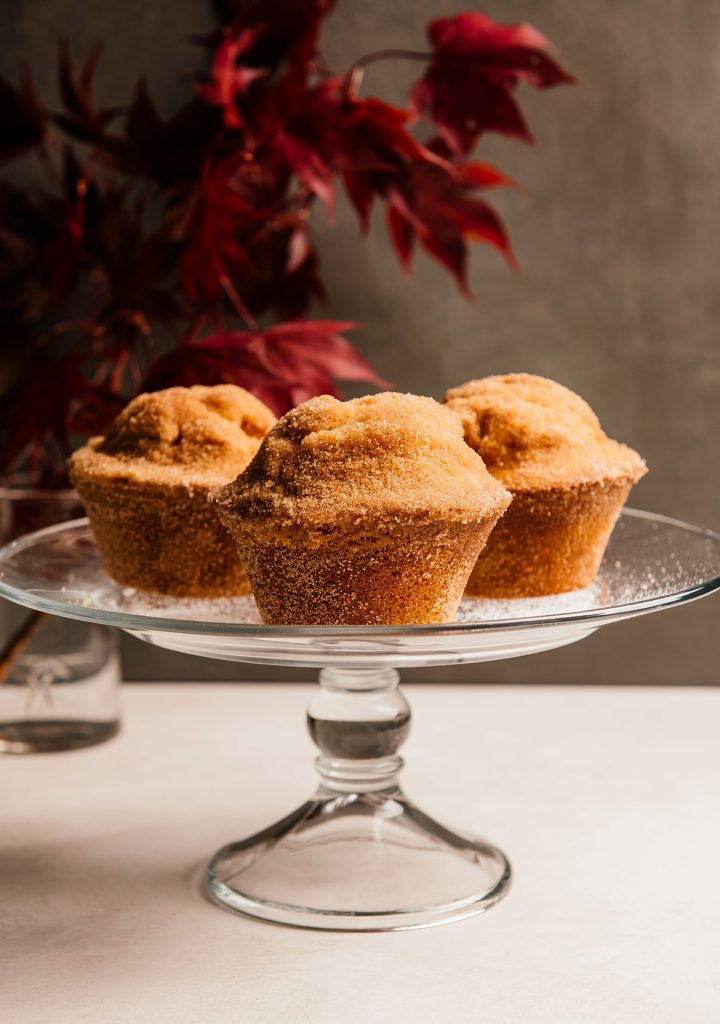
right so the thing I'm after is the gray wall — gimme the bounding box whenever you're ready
[3,1,719,683]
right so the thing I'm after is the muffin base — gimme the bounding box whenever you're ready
[75,476,251,598]
[228,519,501,625]
[465,479,634,599]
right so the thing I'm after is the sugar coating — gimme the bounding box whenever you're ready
[69,385,276,597]
[214,392,512,543]
[214,392,513,624]
[72,384,276,488]
[444,374,647,598]
[444,373,647,492]
[464,480,635,597]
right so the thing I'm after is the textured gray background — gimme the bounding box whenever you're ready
[2,0,719,683]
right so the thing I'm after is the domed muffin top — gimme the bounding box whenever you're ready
[70,385,276,488]
[444,374,647,492]
[214,391,512,537]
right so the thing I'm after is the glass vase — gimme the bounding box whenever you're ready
[0,488,121,753]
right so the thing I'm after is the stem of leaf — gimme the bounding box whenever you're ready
[184,315,206,342]
[347,49,432,97]
[219,276,259,332]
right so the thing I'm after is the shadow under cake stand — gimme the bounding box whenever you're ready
[1,508,719,931]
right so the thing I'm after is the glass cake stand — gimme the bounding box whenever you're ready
[1,508,719,931]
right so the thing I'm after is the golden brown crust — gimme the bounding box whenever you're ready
[69,384,276,597]
[234,518,500,625]
[70,384,276,488]
[214,392,512,543]
[76,475,252,597]
[444,374,647,598]
[215,392,513,623]
[444,373,646,492]
[465,480,633,598]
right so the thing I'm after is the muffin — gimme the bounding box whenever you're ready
[444,374,647,598]
[69,385,276,597]
[213,392,512,625]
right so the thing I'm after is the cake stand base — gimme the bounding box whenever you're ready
[204,668,511,931]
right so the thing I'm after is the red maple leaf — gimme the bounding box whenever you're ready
[235,220,326,321]
[197,28,267,130]
[143,320,387,414]
[176,151,320,317]
[0,149,89,316]
[0,352,122,485]
[338,96,456,236]
[340,96,445,173]
[385,155,517,297]
[195,4,335,147]
[53,42,123,142]
[52,58,222,189]
[112,90,222,186]
[411,12,575,153]
[270,79,343,213]
[211,0,336,69]
[256,320,387,404]
[337,122,515,294]
[80,183,183,322]
[272,85,448,220]
[178,155,267,307]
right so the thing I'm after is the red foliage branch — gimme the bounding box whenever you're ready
[0,5,573,486]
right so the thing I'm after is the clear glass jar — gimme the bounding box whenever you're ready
[0,488,121,753]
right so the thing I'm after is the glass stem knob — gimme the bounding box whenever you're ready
[307,668,410,793]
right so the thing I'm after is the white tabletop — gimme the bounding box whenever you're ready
[3,682,719,1023]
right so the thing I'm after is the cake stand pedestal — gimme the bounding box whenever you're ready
[206,665,510,930]
[1,509,718,931]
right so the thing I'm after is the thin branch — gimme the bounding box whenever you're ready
[219,275,259,331]
[183,315,206,342]
[0,611,44,686]
[109,348,130,392]
[347,49,432,98]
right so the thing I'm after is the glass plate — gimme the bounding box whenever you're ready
[0,508,718,667]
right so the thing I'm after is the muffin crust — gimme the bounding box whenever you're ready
[215,392,512,624]
[73,385,276,488]
[445,373,646,493]
[70,385,276,597]
[444,374,647,597]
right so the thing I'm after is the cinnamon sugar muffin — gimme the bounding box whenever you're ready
[69,385,276,597]
[444,374,647,597]
[213,392,512,625]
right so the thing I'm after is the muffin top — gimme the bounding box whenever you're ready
[70,385,276,488]
[214,392,512,538]
[444,374,647,492]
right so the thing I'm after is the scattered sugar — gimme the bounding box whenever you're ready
[109,582,601,626]
[112,588,264,624]
[455,584,601,622]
